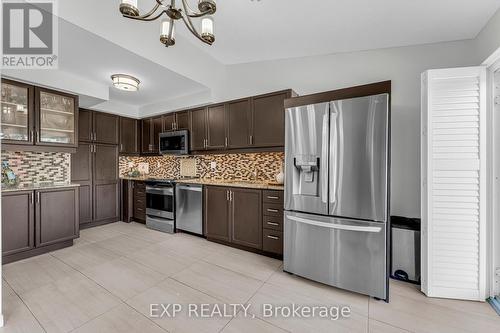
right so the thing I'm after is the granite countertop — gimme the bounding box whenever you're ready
[120,176,284,190]
[2,182,80,193]
[176,178,284,190]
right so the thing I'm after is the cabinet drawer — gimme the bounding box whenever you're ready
[263,203,283,217]
[263,229,283,255]
[263,215,282,231]
[263,190,283,204]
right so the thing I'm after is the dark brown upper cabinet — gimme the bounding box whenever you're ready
[162,111,189,132]
[35,87,78,149]
[187,89,293,154]
[226,98,251,149]
[141,116,163,154]
[94,112,119,145]
[78,109,93,142]
[78,109,118,145]
[190,107,207,151]
[251,91,291,148]
[175,111,190,130]
[163,113,176,131]
[1,78,79,153]
[119,117,140,155]
[141,118,152,153]
[1,79,34,146]
[206,104,226,149]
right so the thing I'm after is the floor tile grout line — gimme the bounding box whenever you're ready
[50,252,173,332]
[123,301,170,333]
[2,278,48,333]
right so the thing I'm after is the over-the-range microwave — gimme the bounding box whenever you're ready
[159,130,189,155]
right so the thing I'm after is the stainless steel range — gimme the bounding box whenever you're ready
[284,83,391,301]
[145,180,175,233]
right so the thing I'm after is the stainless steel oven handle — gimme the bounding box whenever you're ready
[287,215,381,233]
[146,187,173,195]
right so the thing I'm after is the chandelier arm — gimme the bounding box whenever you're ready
[181,0,211,18]
[124,9,169,21]
[180,13,212,45]
[131,2,161,19]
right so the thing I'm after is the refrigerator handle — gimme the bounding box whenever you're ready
[329,104,339,208]
[320,111,329,204]
[287,215,382,233]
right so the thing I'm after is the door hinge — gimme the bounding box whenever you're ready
[495,267,500,279]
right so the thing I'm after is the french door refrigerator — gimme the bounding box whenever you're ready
[284,89,390,300]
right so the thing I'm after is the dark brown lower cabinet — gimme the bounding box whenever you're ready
[36,188,79,247]
[122,179,146,223]
[205,186,263,250]
[133,181,146,223]
[2,191,35,257]
[231,188,262,249]
[205,186,283,257]
[205,186,231,242]
[2,187,79,264]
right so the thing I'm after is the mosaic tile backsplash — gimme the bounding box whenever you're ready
[120,152,285,182]
[1,151,70,186]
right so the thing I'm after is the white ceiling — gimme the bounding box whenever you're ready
[200,0,500,64]
[7,0,500,117]
[58,19,208,108]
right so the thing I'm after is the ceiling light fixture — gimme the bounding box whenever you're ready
[111,74,141,92]
[119,0,216,47]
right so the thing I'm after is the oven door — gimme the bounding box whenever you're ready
[146,186,174,219]
[159,130,189,155]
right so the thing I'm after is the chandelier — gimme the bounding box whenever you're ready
[119,0,216,47]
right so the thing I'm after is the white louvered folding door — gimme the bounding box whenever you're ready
[421,66,487,301]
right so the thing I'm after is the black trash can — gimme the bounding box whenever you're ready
[390,216,421,284]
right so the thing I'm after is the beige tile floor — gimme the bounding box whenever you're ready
[1,222,499,333]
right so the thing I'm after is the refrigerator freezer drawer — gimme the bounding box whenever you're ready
[284,211,387,299]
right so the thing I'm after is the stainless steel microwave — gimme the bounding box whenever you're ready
[159,130,189,155]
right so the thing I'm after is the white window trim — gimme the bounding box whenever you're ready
[483,47,500,297]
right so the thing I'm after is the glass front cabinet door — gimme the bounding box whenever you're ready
[1,79,34,144]
[35,87,78,147]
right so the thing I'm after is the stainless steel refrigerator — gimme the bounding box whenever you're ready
[284,89,390,300]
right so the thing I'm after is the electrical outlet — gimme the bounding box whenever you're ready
[210,161,217,170]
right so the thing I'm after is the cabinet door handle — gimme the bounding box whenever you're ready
[226,190,230,201]
[30,193,34,205]
[267,196,279,200]
[29,130,33,142]
[225,137,228,147]
[36,192,40,204]
[249,135,253,145]
[267,235,279,240]
[267,222,279,226]
[230,190,233,201]
[267,208,279,213]
[120,143,123,152]
[94,132,97,141]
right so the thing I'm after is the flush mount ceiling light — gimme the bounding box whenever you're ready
[111,74,141,91]
[119,0,216,47]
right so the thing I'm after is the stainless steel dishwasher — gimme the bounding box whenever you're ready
[175,183,203,235]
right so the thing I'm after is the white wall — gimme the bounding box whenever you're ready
[476,9,500,64]
[222,41,478,218]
